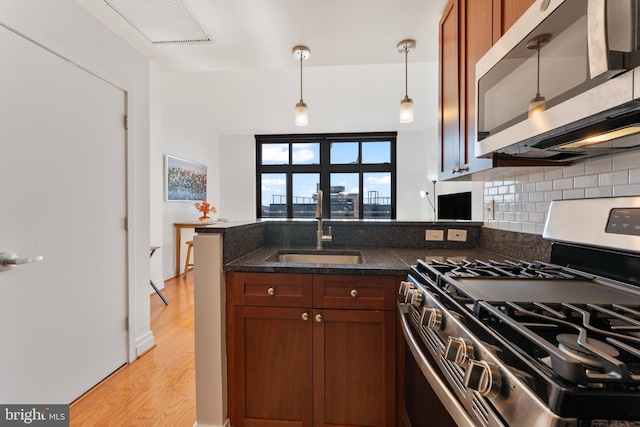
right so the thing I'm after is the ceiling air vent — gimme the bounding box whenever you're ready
[104,0,213,44]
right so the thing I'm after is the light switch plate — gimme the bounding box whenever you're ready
[447,229,467,242]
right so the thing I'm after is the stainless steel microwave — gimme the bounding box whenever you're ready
[475,0,640,162]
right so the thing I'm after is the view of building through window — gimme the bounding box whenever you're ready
[256,133,396,219]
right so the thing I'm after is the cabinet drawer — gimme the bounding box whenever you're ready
[313,275,396,310]
[232,272,312,307]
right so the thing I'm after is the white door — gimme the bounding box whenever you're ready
[0,25,128,403]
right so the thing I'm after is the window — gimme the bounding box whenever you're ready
[256,133,396,219]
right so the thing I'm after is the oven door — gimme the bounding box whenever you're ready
[399,303,475,427]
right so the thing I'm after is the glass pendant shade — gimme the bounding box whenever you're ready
[295,101,308,126]
[399,97,414,123]
[528,94,546,118]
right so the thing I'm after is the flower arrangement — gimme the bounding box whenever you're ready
[194,200,217,221]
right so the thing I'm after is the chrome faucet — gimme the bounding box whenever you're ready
[315,190,332,249]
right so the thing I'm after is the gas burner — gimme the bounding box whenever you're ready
[556,333,620,369]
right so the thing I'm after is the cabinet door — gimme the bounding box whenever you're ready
[493,0,536,42]
[439,0,462,177]
[313,309,396,427]
[233,306,313,427]
[461,0,494,167]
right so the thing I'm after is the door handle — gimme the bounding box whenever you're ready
[0,252,44,271]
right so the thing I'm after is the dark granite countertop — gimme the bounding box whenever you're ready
[225,246,511,276]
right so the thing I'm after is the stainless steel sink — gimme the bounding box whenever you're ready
[267,250,363,264]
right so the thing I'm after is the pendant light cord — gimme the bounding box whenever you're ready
[404,44,409,98]
[536,46,541,97]
[299,54,304,103]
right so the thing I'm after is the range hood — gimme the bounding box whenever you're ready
[475,0,640,163]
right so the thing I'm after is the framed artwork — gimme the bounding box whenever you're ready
[165,155,207,201]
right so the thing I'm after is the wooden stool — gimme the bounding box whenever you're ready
[183,240,194,280]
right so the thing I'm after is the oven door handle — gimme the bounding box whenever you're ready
[398,302,476,427]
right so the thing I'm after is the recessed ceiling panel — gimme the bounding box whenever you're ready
[104,0,213,44]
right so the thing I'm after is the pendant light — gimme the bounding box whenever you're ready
[397,39,416,123]
[293,46,310,126]
[527,34,550,118]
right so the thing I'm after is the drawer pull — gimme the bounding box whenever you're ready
[302,312,309,321]
[267,287,275,296]
[350,289,358,298]
[315,314,323,323]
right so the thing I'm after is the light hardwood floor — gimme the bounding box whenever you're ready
[70,273,197,426]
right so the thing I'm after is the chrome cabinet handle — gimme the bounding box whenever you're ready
[451,166,470,174]
[350,289,358,298]
[315,314,323,323]
[0,252,44,272]
[267,287,275,296]
[302,313,309,321]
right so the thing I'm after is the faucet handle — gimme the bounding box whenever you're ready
[327,226,332,236]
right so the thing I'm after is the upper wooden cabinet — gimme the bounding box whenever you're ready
[493,0,537,43]
[438,0,534,180]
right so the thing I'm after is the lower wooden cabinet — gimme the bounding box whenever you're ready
[227,272,397,427]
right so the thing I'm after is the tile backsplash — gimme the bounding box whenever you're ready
[483,149,640,234]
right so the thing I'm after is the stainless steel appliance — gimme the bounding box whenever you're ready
[475,0,640,162]
[399,197,640,427]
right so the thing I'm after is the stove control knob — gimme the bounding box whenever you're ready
[410,290,423,307]
[421,308,443,330]
[464,360,502,398]
[398,280,414,296]
[405,289,416,304]
[444,337,474,366]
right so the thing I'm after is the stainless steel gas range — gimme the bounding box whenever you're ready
[399,197,640,427]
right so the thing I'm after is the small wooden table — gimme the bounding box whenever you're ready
[173,222,206,278]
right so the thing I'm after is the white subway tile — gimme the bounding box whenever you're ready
[586,186,612,198]
[529,192,544,202]
[536,201,551,213]
[545,169,563,180]
[553,177,573,190]
[613,150,640,171]
[629,168,640,184]
[562,163,586,177]
[523,202,537,212]
[545,190,563,201]
[523,182,536,192]
[499,185,509,194]
[537,180,553,191]
[529,172,545,182]
[613,183,640,196]
[585,157,613,174]
[503,194,515,203]
[529,212,545,223]
[574,174,598,188]
[600,170,628,186]
[504,211,516,221]
[515,192,529,203]
[536,222,546,234]
[509,222,522,232]
[563,188,585,199]
[516,211,529,222]
[488,186,498,195]
[510,202,522,212]
[521,222,537,233]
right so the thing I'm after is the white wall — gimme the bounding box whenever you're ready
[0,0,152,357]
[153,62,476,273]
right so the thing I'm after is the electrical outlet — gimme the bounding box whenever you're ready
[425,230,444,241]
[484,200,494,220]
[447,229,467,242]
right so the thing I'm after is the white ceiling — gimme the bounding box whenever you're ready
[73,0,449,72]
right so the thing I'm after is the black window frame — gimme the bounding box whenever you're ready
[256,132,397,219]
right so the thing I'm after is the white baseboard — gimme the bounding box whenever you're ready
[135,330,154,357]
[192,418,231,427]
[163,268,177,281]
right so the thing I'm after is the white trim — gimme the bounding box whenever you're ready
[135,331,155,356]
[193,419,231,427]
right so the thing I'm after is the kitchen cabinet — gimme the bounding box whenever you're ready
[227,272,397,427]
[438,0,535,180]
[493,0,536,43]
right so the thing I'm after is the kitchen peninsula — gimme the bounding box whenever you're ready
[190,219,529,427]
